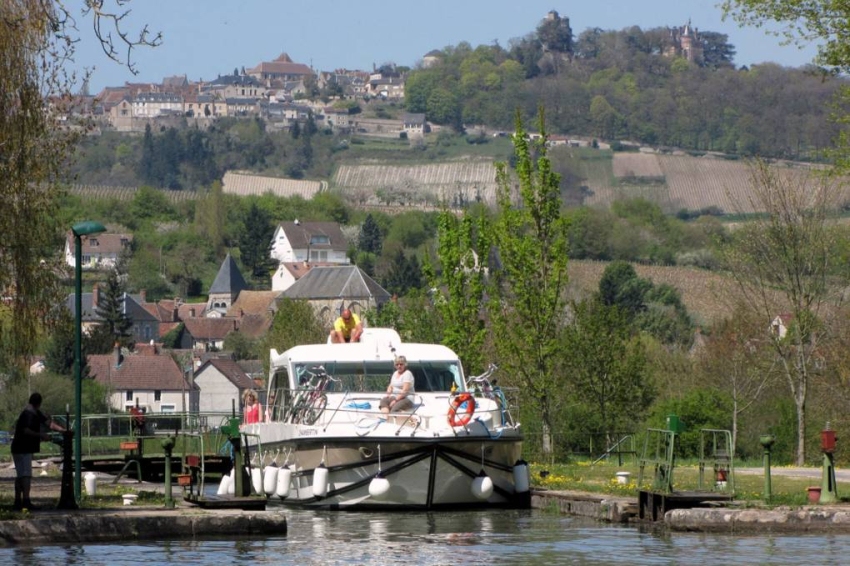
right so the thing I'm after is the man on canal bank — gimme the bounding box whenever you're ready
[11,392,65,511]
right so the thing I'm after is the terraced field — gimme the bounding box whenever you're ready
[222,171,325,198]
[332,158,499,206]
[70,184,197,202]
[579,152,825,214]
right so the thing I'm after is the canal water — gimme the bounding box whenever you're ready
[3,508,850,565]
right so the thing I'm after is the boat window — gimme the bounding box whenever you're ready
[292,361,461,393]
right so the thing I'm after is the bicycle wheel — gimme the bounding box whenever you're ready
[304,394,328,425]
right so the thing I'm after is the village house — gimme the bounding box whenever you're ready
[131,92,184,118]
[87,346,198,413]
[193,358,256,415]
[64,231,132,271]
[402,113,427,135]
[270,221,350,265]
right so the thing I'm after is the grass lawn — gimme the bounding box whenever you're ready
[530,460,843,507]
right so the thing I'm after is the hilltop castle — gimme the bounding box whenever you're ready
[664,20,703,64]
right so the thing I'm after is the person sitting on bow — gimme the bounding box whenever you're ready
[329,308,363,343]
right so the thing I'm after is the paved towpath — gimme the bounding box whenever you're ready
[736,466,850,481]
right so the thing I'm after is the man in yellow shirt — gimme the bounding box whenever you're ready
[330,308,363,343]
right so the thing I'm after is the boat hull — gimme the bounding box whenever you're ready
[246,425,530,510]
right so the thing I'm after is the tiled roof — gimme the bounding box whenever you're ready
[282,265,390,302]
[226,291,280,317]
[183,317,239,340]
[88,352,192,391]
[278,222,348,252]
[235,313,272,339]
[249,53,314,77]
[209,253,249,295]
[197,358,255,390]
[68,232,132,255]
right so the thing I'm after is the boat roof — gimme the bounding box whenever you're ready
[270,328,460,368]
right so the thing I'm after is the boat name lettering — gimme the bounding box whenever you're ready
[298,427,318,436]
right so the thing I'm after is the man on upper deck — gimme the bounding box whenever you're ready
[330,308,363,343]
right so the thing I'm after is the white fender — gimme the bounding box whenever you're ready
[368,474,391,500]
[513,459,530,493]
[250,467,263,495]
[313,464,329,498]
[263,465,279,495]
[276,466,292,498]
[471,470,494,500]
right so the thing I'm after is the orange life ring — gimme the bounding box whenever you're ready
[448,393,475,427]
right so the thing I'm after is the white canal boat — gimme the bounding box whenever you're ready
[242,328,530,510]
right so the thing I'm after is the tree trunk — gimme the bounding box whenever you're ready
[795,390,806,466]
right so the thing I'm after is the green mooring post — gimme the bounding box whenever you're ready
[161,436,176,509]
[760,434,775,502]
[820,423,838,504]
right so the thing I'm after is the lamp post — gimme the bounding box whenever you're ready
[72,221,106,502]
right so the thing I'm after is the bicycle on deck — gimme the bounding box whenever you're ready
[288,366,339,425]
[467,363,513,426]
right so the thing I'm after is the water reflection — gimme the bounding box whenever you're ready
[4,509,850,565]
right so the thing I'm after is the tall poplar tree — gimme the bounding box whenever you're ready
[426,210,490,375]
[489,108,570,458]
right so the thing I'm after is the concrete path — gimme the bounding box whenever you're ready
[736,466,850,481]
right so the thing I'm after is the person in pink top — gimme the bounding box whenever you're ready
[242,389,262,424]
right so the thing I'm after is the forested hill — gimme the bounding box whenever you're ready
[406,22,841,161]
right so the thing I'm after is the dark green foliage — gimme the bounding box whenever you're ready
[92,269,134,352]
[382,249,423,296]
[240,203,275,279]
[599,261,650,316]
[598,261,693,346]
[358,214,383,254]
[162,323,184,349]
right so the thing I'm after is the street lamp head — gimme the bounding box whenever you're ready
[72,221,106,237]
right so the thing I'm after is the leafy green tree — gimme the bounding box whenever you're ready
[195,181,229,256]
[563,300,653,437]
[44,309,82,377]
[426,210,490,374]
[261,299,326,373]
[489,108,570,457]
[224,331,260,361]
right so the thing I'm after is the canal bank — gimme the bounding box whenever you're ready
[0,507,287,547]
[532,489,850,533]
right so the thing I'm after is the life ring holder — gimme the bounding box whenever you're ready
[448,392,475,427]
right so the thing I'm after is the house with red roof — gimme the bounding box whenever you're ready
[87,346,197,413]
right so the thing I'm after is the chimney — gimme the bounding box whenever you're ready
[92,284,99,308]
[189,307,196,318]
[140,289,147,303]
[113,342,122,368]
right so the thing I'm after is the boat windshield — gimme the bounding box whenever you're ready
[293,361,461,393]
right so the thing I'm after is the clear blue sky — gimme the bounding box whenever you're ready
[68,0,819,92]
